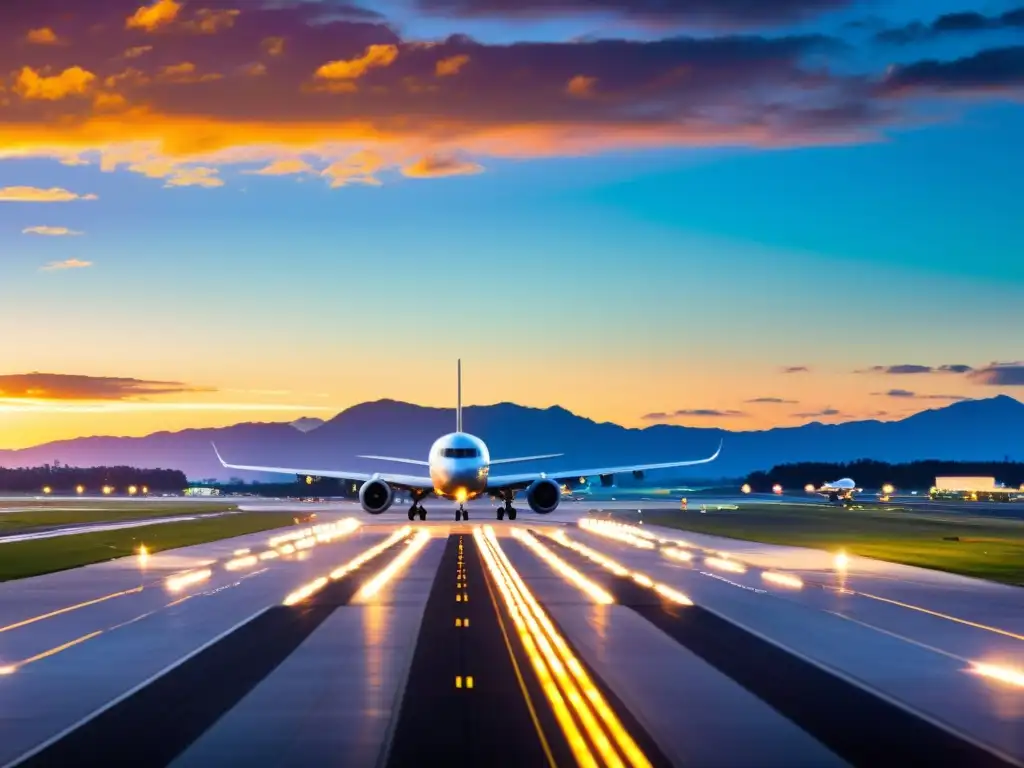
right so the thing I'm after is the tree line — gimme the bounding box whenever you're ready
[745,459,1024,491]
[0,465,187,493]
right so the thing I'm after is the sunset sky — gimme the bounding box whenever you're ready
[1,0,1023,449]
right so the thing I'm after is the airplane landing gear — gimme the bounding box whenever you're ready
[497,503,517,521]
[409,505,427,521]
[455,506,469,522]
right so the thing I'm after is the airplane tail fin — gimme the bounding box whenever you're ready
[457,359,462,433]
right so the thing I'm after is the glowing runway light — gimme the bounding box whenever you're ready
[478,527,652,768]
[225,555,259,571]
[330,527,413,581]
[355,530,431,600]
[512,528,614,605]
[762,572,804,589]
[653,584,694,606]
[663,548,693,563]
[578,518,657,549]
[283,577,328,606]
[834,550,850,570]
[971,662,1024,688]
[548,530,693,608]
[551,530,630,576]
[705,556,747,574]
[165,569,212,593]
[632,573,654,588]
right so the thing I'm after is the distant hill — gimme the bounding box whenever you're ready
[1,395,1022,482]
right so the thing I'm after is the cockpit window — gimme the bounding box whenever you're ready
[442,448,479,458]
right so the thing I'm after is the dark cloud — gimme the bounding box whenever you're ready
[412,0,853,27]
[745,396,799,404]
[856,363,973,375]
[968,362,1024,386]
[880,45,1024,97]
[0,372,210,400]
[792,407,843,418]
[872,389,970,400]
[876,7,1024,45]
[0,0,897,180]
[781,366,810,373]
[642,408,747,420]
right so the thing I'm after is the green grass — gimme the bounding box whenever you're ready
[0,503,238,533]
[0,511,298,581]
[616,503,1024,586]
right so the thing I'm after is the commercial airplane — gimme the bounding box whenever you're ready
[813,478,859,503]
[213,361,722,522]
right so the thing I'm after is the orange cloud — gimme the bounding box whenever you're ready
[262,36,286,57]
[566,75,597,98]
[126,158,224,187]
[41,259,92,272]
[22,226,83,236]
[157,62,223,83]
[0,11,906,192]
[0,373,213,400]
[163,166,223,187]
[0,187,97,202]
[183,8,241,35]
[402,154,483,178]
[240,62,267,77]
[321,150,384,187]
[27,28,60,45]
[126,0,181,31]
[93,91,129,111]
[436,54,470,77]
[315,44,399,80]
[246,159,314,176]
[123,45,154,59]
[13,66,96,101]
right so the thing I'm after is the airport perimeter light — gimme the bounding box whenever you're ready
[772,484,783,495]
[741,484,751,494]
[42,486,51,495]
[882,483,895,495]
[76,485,84,494]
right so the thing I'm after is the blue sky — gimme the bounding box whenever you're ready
[0,0,1022,447]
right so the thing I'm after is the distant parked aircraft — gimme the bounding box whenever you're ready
[812,478,860,503]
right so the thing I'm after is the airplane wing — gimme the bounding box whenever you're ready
[212,444,435,491]
[489,453,565,466]
[486,441,722,493]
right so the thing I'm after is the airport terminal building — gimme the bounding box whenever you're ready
[929,476,1023,502]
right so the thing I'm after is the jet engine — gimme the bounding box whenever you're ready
[526,478,561,514]
[359,479,394,514]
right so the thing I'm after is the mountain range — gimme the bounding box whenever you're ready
[1,395,1022,482]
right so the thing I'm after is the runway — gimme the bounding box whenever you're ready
[1,504,1023,767]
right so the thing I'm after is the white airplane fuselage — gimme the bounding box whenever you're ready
[428,432,490,502]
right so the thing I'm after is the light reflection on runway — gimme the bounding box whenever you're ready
[4,506,1024,767]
